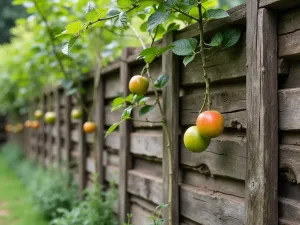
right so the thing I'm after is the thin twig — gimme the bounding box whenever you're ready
[128,23,146,49]
[33,0,69,79]
[85,5,139,31]
[197,3,211,110]
[172,7,199,22]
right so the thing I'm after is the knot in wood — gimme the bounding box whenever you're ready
[197,164,211,176]
[231,120,243,130]
[221,91,228,102]
[248,179,259,193]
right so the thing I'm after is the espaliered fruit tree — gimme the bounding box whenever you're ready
[27,0,242,225]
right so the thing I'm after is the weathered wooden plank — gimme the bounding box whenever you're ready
[280,145,300,184]
[78,94,87,198]
[181,133,246,180]
[127,170,163,205]
[259,0,300,9]
[130,203,153,225]
[133,99,162,127]
[279,88,300,130]
[176,4,246,40]
[104,105,122,126]
[105,132,120,150]
[105,165,119,184]
[279,218,299,225]
[95,69,105,185]
[86,157,95,173]
[119,48,132,223]
[162,31,180,225]
[55,89,61,167]
[181,89,246,129]
[101,60,120,75]
[181,39,246,86]
[182,169,245,198]
[180,184,245,225]
[279,197,300,224]
[245,7,278,225]
[278,8,300,35]
[133,158,162,177]
[279,30,300,58]
[104,73,121,99]
[279,62,300,89]
[130,131,163,158]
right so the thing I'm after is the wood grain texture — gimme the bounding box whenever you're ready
[181,39,246,86]
[259,0,300,9]
[180,184,245,225]
[180,133,246,180]
[127,170,163,205]
[245,7,278,225]
[162,32,180,225]
[130,131,163,158]
[279,197,300,224]
[119,48,132,223]
[279,88,300,130]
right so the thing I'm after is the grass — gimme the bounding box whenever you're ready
[0,154,48,225]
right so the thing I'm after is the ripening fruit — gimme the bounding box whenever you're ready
[71,108,82,119]
[83,121,96,133]
[31,120,40,129]
[5,124,13,132]
[196,110,224,138]
[44,112,56,124]
[34,110,43,119]
[183,126,211,152]
[129,75,149,96]
[24,120,32,128]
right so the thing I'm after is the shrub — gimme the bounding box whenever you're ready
[51,174,118,225]
[1,143,79,220]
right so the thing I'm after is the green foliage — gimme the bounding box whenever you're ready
[0,143,79,220]
[51,175,118,225]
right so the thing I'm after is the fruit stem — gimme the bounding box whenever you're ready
[197,3,211,111]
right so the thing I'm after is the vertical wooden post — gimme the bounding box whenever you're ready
[65,94,71,171]
[162,32,180,225]
[95,70,105,186]
[119,48,132,223]
[245,3,278,225]
[55,89,61,167]
[79,93,87,198]
[48,91,53,166]
[41,94,46,166]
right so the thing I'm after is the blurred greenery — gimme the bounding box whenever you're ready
[0,0,244,116]
[0,0,26,43]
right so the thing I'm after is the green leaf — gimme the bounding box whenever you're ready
[115,12,128,28]
[183,54,195,66]
[133,95,144,103]
[138,97,150,105]
[158,203,169,209]
[206,32,223,47]
[138,47,158,63]
[125,94,134,102]
[122,106,133,119]
[157,45,174,56]
[171,38,197,56]
[203,9,229,20]
[147,11,171,33]
[61,36,78,55]
[111,97,125,111]
[139,105,155,117]
[105,122,121,137]
[222,28,241,49]
[65,21,83,34]
[154,74,169,88]
[166,23,180,33]
[117,0,133,8]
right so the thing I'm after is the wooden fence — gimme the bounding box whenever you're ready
[22,1,300,225]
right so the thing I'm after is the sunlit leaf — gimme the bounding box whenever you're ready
[147,11,171,33]
[183,54,195,66]
[115,12,128,28]
[61,36,78,55]
[203,9,229,20]
[105,122,121,137]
